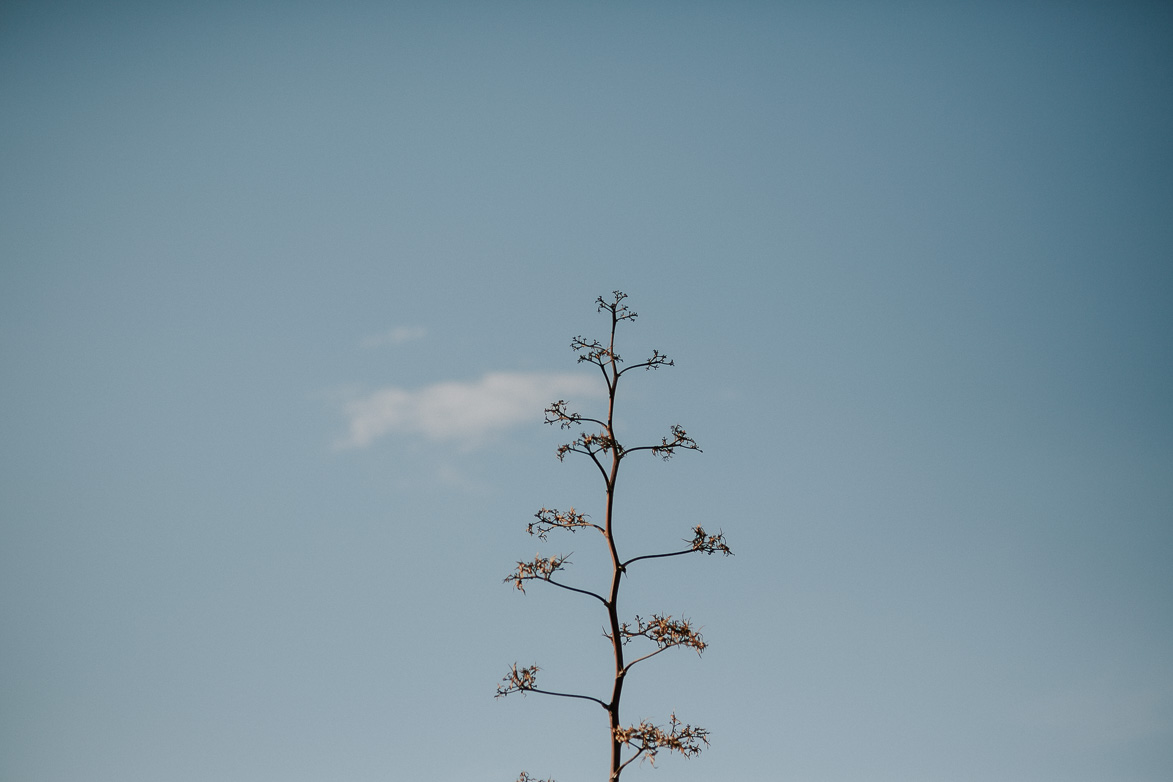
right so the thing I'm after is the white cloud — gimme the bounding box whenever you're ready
[361,326,427,348]
[336,371,601,449]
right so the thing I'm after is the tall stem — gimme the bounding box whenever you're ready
[603,306,625,781]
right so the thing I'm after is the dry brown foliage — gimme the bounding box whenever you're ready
[613,713,711,771]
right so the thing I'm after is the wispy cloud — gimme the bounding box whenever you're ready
[336,371,601,450]
[361,326,427,348]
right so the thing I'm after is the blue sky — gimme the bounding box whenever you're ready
[2,2,1171,781]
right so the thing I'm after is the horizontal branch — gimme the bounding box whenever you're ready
[543,577,607,604]
[616,349,673,376]
[544,400,606,431]
[528,507,604,539]
[526,687,608,707]
[495,664,608,709]
[620,425,700,461]
[621,526,733,569]
[621,548,692,569]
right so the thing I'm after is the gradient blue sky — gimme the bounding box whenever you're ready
[2,2,1172,781]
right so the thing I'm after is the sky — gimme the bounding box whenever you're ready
[2,2,1172,781]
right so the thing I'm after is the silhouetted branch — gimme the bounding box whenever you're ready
[528,507,604,539]
[555,431,618,460]
[546,579,608,604]
[552,434,612,484]
[544,400,606,431]
[571,336,618,368]
[617,349,674,376]
[504,552,607,603]
[496,664,608,709]
[621,526,733,569]
[621,425,701,460]
[597,290,637,321]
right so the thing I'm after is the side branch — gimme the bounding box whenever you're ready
[617,614,707,657]
[552,440,611,485]
[496,664,609,709]
[621,425,701,461]
[616,349,673,376]
[543,578,608,604]
[504,553,571,593]
[622,526,733,569]
[544,400,606,431]
[554,431,618,462]
[504,553,607,603]
[569,336,621,369]
[528,507,604,539]
[614,713,710,771]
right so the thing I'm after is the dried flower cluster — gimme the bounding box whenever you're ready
[613,713,711,770]
[616,614,707,654]
[689,525,733,556]
[496,663,540,697]
[505,554,571,593]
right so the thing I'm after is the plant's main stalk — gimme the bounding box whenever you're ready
[603,304,624,781]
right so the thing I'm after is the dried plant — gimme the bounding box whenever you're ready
[496,291,732,781]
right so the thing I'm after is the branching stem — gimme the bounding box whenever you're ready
[501,292,729,782]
